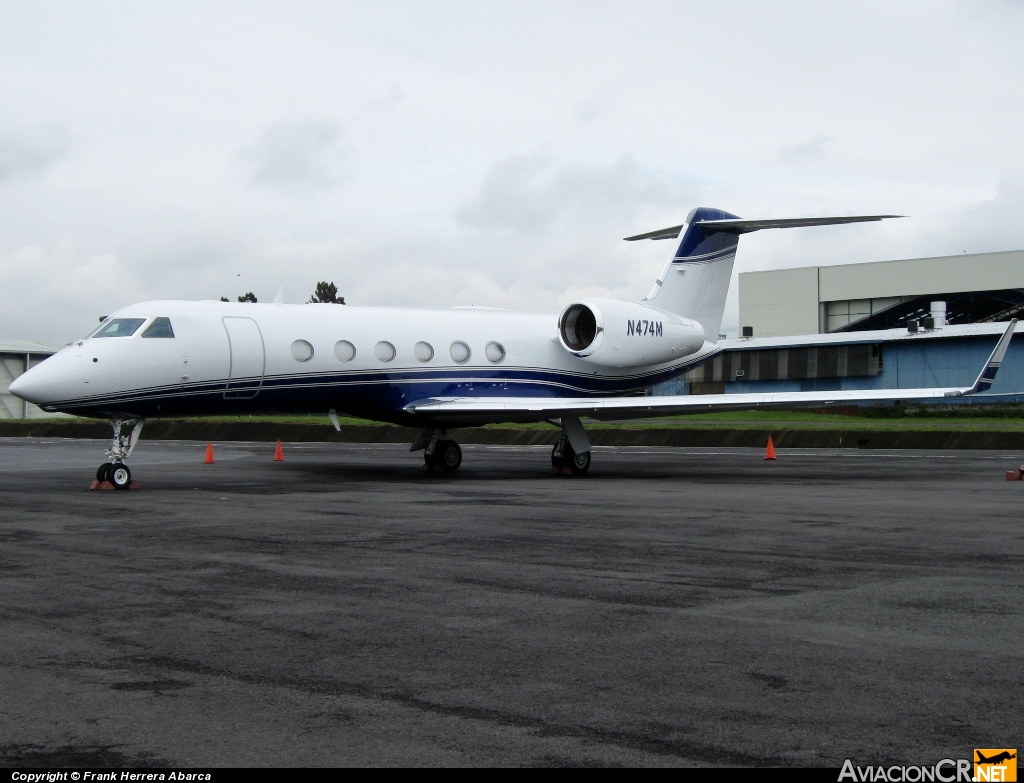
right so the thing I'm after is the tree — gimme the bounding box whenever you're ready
[238,292,257,303]
[220,296,229,302]
[308,281,345,304]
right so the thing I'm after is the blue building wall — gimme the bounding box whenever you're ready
[651,334,1024,403]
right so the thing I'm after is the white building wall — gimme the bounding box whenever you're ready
[817,250,1024,301]
[738,266,819,338]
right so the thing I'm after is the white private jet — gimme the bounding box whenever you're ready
[9,207,1016,488]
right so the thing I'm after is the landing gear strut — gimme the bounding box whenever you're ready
[95,418,143,489]
[551,416,591,476]
[413,428,462,472]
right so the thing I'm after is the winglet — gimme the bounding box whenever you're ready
[954,319,1017,396]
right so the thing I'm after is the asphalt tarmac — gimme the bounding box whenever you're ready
[0,437,1021,768]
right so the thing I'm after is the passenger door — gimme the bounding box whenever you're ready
[223,317,265,399]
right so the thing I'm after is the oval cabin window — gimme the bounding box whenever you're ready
[290,340,314,362]
[450,341,471,364]
[375,341,396,362]
[485,341,506,363]
[334,340,356,362]
[414,341,434,362]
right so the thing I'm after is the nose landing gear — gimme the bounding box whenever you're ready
[91,418,143,490]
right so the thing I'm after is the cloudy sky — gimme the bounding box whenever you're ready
[2,0,1023,344]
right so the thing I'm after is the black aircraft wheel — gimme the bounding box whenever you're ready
[439,440,462,472]
[96,463,113,482]
[567,447,591,476]
[109,463,132,490]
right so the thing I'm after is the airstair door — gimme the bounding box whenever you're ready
[223,317,265,399]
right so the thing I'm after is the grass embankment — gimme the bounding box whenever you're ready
[7,407,1024,448]
[33,404,1024,432]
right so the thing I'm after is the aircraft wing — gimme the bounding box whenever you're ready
[405,320,1016,424]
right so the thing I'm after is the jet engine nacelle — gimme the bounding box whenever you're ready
[557,298,705,368]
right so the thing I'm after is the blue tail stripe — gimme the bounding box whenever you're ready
[673,207,740,262]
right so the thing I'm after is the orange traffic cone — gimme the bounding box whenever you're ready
[764,436,777,461]
[204,442,215,464]
[273,439,284,462]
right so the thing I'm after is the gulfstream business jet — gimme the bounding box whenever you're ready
[9,207,1016,488]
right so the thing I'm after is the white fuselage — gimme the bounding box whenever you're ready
[12,299,717,425]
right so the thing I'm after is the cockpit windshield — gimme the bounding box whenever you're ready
[91,318,147,338]
[142,317,175,338]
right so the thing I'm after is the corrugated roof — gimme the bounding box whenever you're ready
[0,339,61,354]
[721,320,1020,350]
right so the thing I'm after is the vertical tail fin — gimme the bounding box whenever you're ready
[636,207,740,341]
[625,208,901,341]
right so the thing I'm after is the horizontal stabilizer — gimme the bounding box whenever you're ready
[623,224,686,241]
[624,214,902,241]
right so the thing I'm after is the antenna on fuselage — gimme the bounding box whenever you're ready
[273,287,285,304]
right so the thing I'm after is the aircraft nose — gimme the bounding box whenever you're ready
[8,370,38,403]
[8,360,62,405]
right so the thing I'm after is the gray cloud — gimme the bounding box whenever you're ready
[457,155,694,235]
[363,82,404,113]
[936,171,1024,255]
[1,1,1023,341]
[235,119,356,194]
[0,126,71,183]
[779,134,831,164]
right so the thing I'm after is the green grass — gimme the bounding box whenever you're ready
[26,405,1024,432]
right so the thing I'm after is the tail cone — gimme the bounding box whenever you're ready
[765,436,776,461]
[204,442,215,464]
[274,439,284,462]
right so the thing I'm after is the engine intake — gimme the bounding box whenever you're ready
[559,304,599,352]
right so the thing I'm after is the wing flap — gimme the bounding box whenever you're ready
[406,385,965,423]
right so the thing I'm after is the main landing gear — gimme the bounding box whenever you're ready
[94,418,143,490]
[413,429,462,473]
[411,416,593,476]
[551,416,592,476]
[551,441,591,475]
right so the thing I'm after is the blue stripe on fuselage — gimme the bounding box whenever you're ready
[41,351,720,420]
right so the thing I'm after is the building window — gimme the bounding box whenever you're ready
[826,297,907,331]
[684,344,881,383]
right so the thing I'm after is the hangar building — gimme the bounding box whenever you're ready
[738,249,1024,338]
[655,248,1024,401]
[0,340,60,419]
